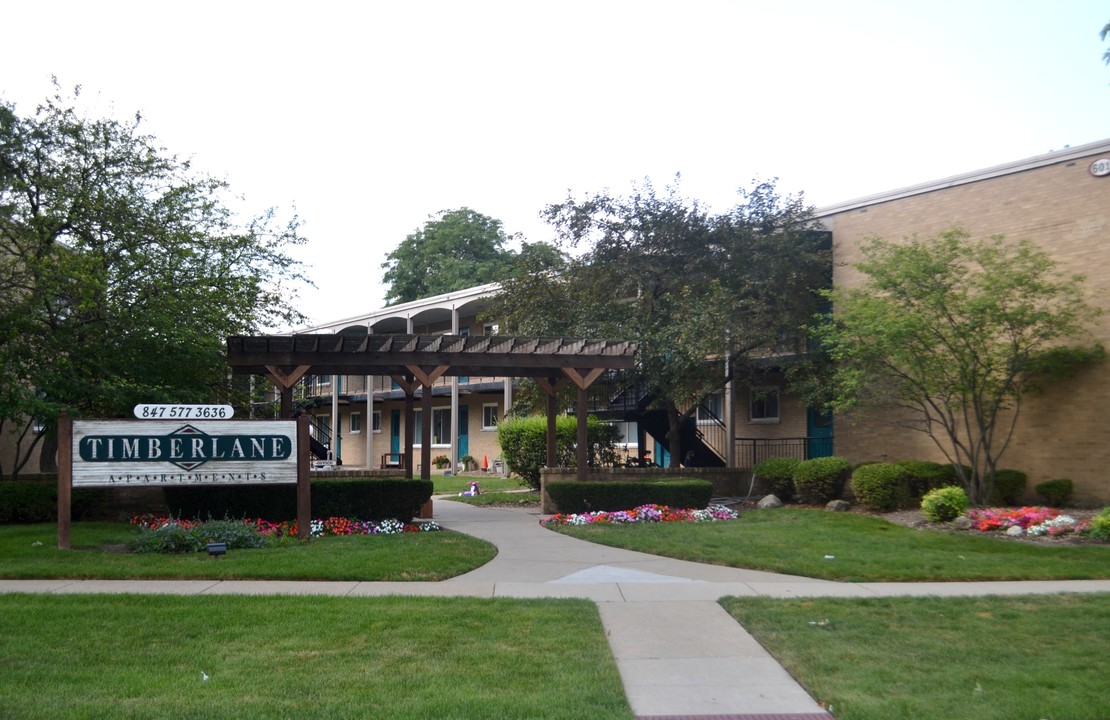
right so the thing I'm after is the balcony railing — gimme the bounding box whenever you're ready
[734,436,834,469]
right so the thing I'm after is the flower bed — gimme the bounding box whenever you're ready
[541,503,739,527]
[965,507,1090,537]
[130,514,440,539]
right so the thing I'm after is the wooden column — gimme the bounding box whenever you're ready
[562,368,605,482]
[576,385,589,481]
[537,376,569,471]
[56,413,72,550]
[296,414,311,539]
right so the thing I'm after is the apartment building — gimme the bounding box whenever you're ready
[815,138,1110,504]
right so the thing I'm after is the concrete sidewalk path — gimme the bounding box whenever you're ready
[3,499,1109,720]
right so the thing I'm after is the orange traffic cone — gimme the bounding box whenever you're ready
[482,455,489,471]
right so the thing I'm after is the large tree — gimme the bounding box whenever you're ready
[812,228,1103,505]
[380,208,564,305]
[490,177,830,466]
[0,84,308,478]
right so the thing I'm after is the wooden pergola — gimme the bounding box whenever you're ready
[225,334,638,481]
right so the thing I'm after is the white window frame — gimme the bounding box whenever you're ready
[414,407,453,448]
[482,403,499,431]
[372,410,382,433]
[696,392,724,424]
[349,411,362,435]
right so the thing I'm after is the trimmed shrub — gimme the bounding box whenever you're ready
[498,414,620,490]
[0,482,56,523]
[989,469,1028,505]
[752,457,800,501]
[850,462,911,512]
[164,478,433,522]
[130,517,270,554]
[0,482,100,523]
[921,486,969,522]
[1034,478,1073,508]
[1088,508,1110,541]
[545,479,713,515]
[792,456,852,504]
[896,460,959,498]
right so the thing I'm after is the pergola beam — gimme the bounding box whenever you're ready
[228,334,638,482]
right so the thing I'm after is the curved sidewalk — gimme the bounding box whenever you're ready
[3,500,1109,720]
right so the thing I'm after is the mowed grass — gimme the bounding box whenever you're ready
[434,473,540,507]
[0,594,633,720]
[721,593,1110,720]
[432,474,525,495]
[548,508,1110,581]
[0,522,497,581]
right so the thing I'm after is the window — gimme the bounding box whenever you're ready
[483,323,500,335]
[311,414,331,442]
[372,410,382,433]
[414,407,452,446]
[749,388,780,423]
[696,392,724,423]
[349,412,362,435]
[482,404,499,430]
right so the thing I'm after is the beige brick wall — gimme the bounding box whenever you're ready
[820,151,1110,504]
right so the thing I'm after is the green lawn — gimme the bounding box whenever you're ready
[0,522,496,581]
[721,593,1110,720]
[432,473,525,496]
[547,508,1110,581]
[0,594,633,720]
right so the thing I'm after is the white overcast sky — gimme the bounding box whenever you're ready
[4,0,1109,328]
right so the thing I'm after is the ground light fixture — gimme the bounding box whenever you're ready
[206,542,228,558]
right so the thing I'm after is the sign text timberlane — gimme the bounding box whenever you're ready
[71,420,298,487]
[79,434,291,463]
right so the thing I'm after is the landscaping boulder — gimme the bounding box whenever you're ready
[757,494,783,509]
[826,500,851,512]
[1006,525,1024,537]
[952,516,973,529]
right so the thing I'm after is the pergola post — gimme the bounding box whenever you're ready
[537,375,569,472]
[562,368,605,482]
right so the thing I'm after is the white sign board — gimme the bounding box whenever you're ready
[134,404,234,420]
[72,420,298,487]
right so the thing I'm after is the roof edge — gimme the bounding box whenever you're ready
[814,138,1110,217]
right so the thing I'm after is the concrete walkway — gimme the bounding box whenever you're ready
[3,499,1109,720]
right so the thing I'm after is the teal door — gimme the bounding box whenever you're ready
[458,406,469,458]
[391,409,401,454]
[807,408,834,459]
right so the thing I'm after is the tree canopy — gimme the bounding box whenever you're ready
[489,177,830,466]
[380,207,565,305]
[0,84,308,478]
[1102,20,1110,64]
[811,228,1103,505]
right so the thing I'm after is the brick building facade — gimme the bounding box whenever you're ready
[815,139,1110,504]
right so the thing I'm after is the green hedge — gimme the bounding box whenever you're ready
[752,457,800,501]
[792,456,852,504]
[1034,478,1073,507]
[989,469,1028,506]
[164,478,433,522]
[498,415,620,491]
[1,478,433,524]
[850,462,911,512]
[0,482,101,524]
[546,479,713,515]
[921,485,969,522]
[895,460,959,498]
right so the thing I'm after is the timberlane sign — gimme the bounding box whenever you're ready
[71,420,298,486]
